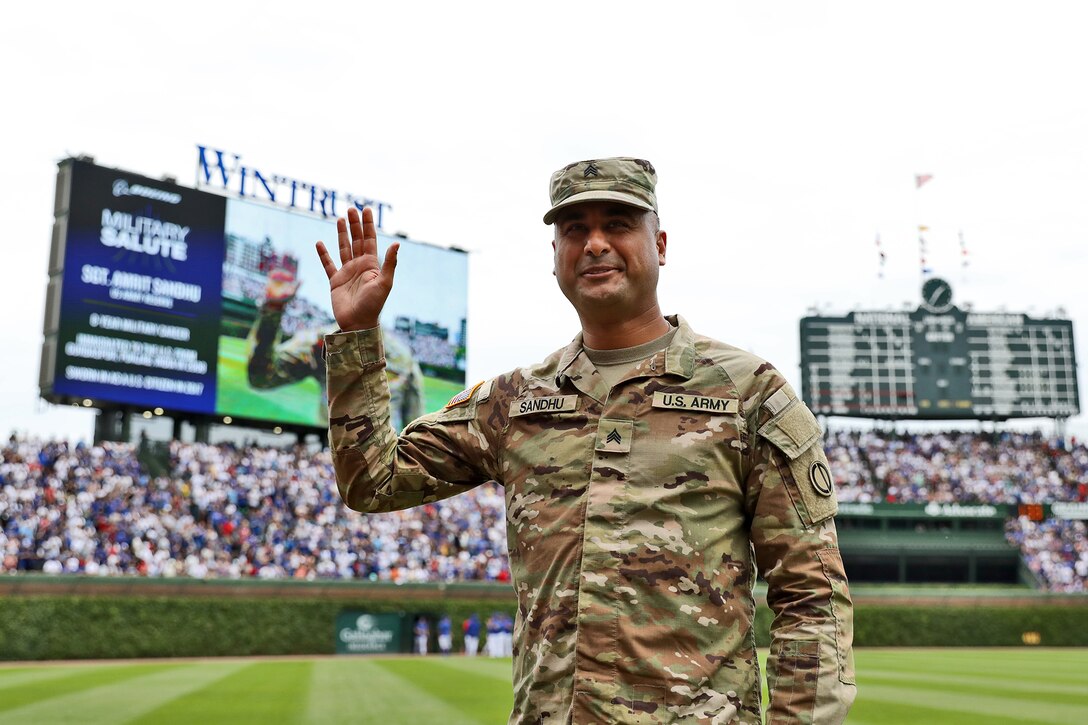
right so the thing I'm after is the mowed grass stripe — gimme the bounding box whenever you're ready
[0,666,102,692]
[305,659,484,725]
[856,650,1088,686]
[0,662,245,725]
[0,663,179,715]
[421,656,515,683]
[856,682,1088,725]
[861,668,1088,697]
[863,673,1087,708]
[374,658,513,724]
[128,661,310,725]
[846,698,1056,725]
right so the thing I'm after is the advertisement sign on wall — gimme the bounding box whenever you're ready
[335,612,404,654]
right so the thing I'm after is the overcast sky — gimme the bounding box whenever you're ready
[3,1,1086,442]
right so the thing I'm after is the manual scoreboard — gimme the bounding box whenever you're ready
[800,279,1080,420]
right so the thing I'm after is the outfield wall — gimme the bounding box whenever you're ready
[2,576,1086,660]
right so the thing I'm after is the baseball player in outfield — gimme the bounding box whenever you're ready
[316,158,856,724]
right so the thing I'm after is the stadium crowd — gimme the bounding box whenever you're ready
[1004,517,1088,593]
[402,333,460,370]
[0,438,507,582]
[825,429,1088,505]
[1,431,1085,590]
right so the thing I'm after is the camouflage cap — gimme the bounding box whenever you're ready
[543,157,658,225]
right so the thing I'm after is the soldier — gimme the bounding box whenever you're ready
[316,159,856,724]
[245,266,424,431]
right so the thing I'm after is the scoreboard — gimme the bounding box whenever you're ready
[39,158,469,430]
[800,279,1080,420]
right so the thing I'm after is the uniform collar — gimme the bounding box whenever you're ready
[555,314,696,401]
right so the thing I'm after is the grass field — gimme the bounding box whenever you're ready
[1,649,1085,724]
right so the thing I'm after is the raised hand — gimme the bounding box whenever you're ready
[315,206,399,332]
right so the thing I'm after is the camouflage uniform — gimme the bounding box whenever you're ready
[247,307,424,430]
[327,315,856,724]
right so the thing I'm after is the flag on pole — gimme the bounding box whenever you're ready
[915,173,933,189]
[918,227,929,277]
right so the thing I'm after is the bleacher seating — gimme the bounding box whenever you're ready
[2,431,1085,591]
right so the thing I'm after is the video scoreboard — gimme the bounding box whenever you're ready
[800,279,1080,420]
[40,158,468,430]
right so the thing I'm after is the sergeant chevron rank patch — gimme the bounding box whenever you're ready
[595,419,633,453]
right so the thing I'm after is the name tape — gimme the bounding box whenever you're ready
[652,392,738,414]
[509,395,579,417]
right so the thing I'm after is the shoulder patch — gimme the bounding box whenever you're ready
[445,381,484,409]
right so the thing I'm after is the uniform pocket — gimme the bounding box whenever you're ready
[767,639,820,724]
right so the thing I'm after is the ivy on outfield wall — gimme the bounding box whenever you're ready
[1,595,1086,661]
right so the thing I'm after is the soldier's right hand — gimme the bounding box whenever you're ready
[315,206,399,332]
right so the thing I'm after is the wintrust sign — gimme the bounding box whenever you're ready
[195,145,393,228]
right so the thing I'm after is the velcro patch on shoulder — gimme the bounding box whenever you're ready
[758,399,837,525]
[445,381,484,409]
[758,401,822,458]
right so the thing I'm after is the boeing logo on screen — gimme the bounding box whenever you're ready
[195,145,392,228]
[112,179,182,205]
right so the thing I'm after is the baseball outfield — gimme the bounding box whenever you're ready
[1,648,1085,724]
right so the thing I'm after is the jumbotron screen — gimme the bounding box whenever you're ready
[800,279,1079,420]
[40,159,468,429]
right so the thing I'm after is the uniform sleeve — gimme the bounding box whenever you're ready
[744,381,857,725]
[325,326,500,513]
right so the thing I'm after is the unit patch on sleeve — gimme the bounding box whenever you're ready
[809,461,834,497]
[652,392,738,414]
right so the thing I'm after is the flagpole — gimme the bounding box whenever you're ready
[959,229,969,284]
[914,173,933,282]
